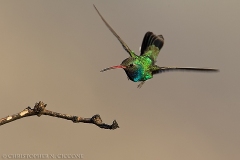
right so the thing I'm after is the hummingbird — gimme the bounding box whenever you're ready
[94,5,218,88]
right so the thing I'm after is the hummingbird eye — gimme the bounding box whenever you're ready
[129,64,134,67]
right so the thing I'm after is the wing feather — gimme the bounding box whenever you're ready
[152,67,219,74]
[94,5,134,57]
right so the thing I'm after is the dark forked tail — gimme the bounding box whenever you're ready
[140,32,164,55]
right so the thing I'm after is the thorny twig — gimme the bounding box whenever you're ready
[0,101,119,130]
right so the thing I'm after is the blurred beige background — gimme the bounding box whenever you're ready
[0,0,239,160]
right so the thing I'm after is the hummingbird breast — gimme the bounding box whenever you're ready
[124,68,144,82]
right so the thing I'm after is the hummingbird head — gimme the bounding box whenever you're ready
[100,57,143,82]
[100,57,135,72]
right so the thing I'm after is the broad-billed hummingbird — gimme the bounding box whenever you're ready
[94,5,218,88]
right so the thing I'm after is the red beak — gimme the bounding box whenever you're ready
[100,65,126,72]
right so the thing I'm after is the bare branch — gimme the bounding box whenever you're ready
[0,101,119,130]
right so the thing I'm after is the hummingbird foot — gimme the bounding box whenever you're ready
[137,81,145,88]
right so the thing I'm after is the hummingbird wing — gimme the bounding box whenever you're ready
[140,32,164,62]
[152,66,219,74]
[93,5,135,57]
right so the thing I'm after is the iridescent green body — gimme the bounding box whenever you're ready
[121,45,160,82]
[122,55,153,82]
[94,5,218,88]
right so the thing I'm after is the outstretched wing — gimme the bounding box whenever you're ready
[140,32,164,62]
[152,66,219,74]
[93,5,135,57]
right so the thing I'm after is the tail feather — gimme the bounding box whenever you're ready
[140,32,164,55]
